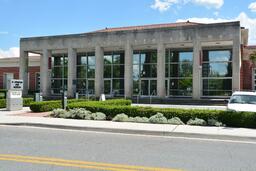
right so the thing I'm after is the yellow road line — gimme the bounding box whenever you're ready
[0,154,182,171]
[0,157,134,171]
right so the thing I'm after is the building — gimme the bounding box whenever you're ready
[14,21,255,99]
[0,56,40,92]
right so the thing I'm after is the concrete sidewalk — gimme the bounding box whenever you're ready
[1,114,256,140]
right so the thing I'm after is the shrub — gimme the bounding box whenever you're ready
[67,108,92,119]
[91,112,106,120]
[30,100,61,112]
[0,98,34,109]
[149,113,168,124]
[51,108,67,118]
[112,113,129,122]
[168,117,184,125]
[129,116,149,123]
[207,118,224,127]
[187,118,207,126]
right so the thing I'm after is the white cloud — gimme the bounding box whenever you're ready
[177,12,256,45]
[249,2,256,12]
[192,0,223,9]
[151,0,178,12]
[151,0,223,12]
[0,47,19,58]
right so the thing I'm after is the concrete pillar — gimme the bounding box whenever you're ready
[232,36,241,91]
[124,43,133,98]
[192,39,202,100]
[67,48,77,97]
[95,45,104,97]
[19,50,29,95]
[41,49,51,97]
[157,43,166,97]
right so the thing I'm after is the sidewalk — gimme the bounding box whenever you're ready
[1,107,256,139]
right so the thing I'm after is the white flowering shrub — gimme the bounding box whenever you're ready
[187,118,207,126]
[207,118,224,127]
[149,113,168,124]
[91,112,106,120]
[51,108,67,118]
[67,108,91,119]
[168,117,184,125]
[112,113,129,122]
[128,116,149,123]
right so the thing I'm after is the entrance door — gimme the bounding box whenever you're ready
[140,79,157,96]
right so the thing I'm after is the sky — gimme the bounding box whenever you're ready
[0,0,256,58]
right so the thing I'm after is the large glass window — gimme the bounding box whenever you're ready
[76,53,95,95]
[51,54,68,95]
[133,50,157,96]
[165,50,193,96]
[104,52,124,96]
[202,50,232,96]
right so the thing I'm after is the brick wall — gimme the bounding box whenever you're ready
[241,60,253,90]
[0,66,40,91]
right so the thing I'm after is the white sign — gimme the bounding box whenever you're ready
[9,91,22,98]
[100,94,106,101]
[8,79,23,90]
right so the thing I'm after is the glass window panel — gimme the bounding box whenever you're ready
[133,54,140,64]
[63,56,68,65]
[141,80,149,96]
[140,64,157,78]
[77,66,87,78]
[133,80,139,94]
[104,55,112,64]
[203,50,232,62]
[77,79,87,89]
[202,63,232,77]
[113,65,124,78]
[169,64,179,77]
[52,67,63,78]
[104,80,111,94]
[165,64,169,77]
[88,80,95,94]
[64,66,68,78]
[51,79,62,88]
[113,53,124,64]
[87,65,95,78]
[113,79,124,94]
[151,51,157,63]
[133,65,140,80]
[180,52,193,62]
[88,56,95,65]
[203,79,232,91]
[52,56,62,66]
[140,53,146,64]
[104,65,112,78]
[179,63,193,77]
[150,80,157,95]
[165,50,170,63]
[170,52,179,62]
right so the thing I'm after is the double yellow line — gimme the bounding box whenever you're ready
[0,154,182,171]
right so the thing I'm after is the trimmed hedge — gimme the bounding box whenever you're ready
[68,102,256,128]
[29,99,131,113]
[0,98,33,108]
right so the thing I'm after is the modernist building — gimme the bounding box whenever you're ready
[18,21,249,99]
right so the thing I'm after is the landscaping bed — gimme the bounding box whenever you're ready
[0,98,33,108]
[29,99,256,128]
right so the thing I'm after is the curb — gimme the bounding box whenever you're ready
[2,122,256,141]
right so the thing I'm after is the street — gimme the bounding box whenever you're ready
[0,125,256,171]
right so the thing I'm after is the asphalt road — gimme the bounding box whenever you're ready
[0,126,256,171]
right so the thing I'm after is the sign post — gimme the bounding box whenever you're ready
[6,79,23,111]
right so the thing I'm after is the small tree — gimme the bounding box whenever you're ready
[250,51,256,65]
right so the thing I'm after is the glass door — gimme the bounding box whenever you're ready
[140,79,157,96]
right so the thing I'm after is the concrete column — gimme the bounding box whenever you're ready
[232,36,241,91]
[95,45,104,97]
[124,43,133,98]
[67,48,77,97]
[19,50,29,95]
[192,39,202,100]
[40,49,51,97]
[157,43,166,97]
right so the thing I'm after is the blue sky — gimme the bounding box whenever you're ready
[1,0,256,57]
